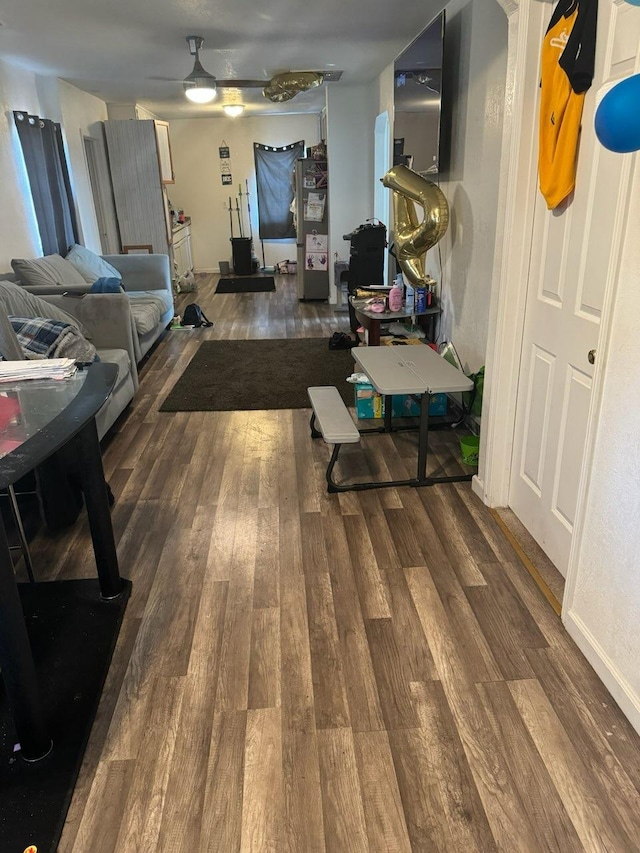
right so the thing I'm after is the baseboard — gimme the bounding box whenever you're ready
[471,474,485,502]
[564,608,640,736]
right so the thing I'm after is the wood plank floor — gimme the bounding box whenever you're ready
[27,274,640,851]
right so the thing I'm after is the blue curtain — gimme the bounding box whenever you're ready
[14,111,78,256]
[254,141,304,239]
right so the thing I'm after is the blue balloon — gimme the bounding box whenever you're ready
[595,74,640,153]
[624,0,640,5]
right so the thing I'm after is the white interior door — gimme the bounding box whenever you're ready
[510,1,639,576]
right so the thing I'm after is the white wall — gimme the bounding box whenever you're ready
[106,103,159,121]
[0,59,43,268]
[436,0,508,373]
[168,114,319,272]
[564,151,640,731]
[374,0,507,371]
[326,84,376,293]
[0,59,107,268]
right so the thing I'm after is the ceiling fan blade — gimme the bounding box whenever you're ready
[216,79,268,89]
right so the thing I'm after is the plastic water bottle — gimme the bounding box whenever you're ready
[404,278,415,313]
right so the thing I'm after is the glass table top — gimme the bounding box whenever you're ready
[0,371,88,462]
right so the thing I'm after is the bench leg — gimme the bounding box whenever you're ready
[326,443,419,493]
[326,444,342,492]
[310,412,322,439]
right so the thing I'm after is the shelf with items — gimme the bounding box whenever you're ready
[172,222,194,291]
[303,160,328,189]
[349,295,440,346]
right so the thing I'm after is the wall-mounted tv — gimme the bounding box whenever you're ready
[393,11,446,175]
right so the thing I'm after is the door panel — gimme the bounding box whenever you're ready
[510,2,640,576]
[521,345,555,494]
[552,365,592,530]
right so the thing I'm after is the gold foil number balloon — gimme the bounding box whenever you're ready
[381,164,449,286]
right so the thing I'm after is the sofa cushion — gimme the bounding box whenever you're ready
[65,244,123,284]
[128,291,171,336]
[0,280,89,336]
[129,289,173,316]
[11,254,87,287]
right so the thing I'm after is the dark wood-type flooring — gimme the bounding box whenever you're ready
[24,274,640,851]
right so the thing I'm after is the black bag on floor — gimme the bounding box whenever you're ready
[182,304,213,328]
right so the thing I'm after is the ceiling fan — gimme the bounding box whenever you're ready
[180,36,341,106]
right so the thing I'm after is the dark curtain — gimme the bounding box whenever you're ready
[254,141,304,239]
[13,111,78,256]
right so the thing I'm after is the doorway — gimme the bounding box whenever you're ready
[484,1,635,579]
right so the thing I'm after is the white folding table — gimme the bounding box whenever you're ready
[345,345,474,489]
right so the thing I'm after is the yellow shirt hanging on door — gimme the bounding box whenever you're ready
[539,0,598,210]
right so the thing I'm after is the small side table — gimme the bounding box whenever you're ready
[349,297,440,345]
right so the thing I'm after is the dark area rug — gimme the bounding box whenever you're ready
[0,578,131,853]
[159,338,356,411]
[215,276,275,294]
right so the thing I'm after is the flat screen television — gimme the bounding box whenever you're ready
[393,11,447,175]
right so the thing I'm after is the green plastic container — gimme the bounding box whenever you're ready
[460,434,480,466]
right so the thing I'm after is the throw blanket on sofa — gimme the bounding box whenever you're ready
[9,316,97,362]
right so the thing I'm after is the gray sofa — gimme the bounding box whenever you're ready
[0,280,137,440]
[11,253,174,365]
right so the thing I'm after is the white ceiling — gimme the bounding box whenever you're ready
[0,0,445,118]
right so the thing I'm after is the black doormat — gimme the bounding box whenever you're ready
[159,338,356,412]
[215,276,275,293]
[0,578,131,853]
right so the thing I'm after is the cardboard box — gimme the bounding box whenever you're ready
[382,337,425,346]
[426,393,448,417]
[354,384,447,419]
[354,383,384,419]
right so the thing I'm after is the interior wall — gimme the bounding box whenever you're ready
[435,0,508,373]
[326,84,376,296]
[565,150,640,730]
[168,114,319,272]
[0,59,44,268]
[106,103,160,120]
[0,59,108,269]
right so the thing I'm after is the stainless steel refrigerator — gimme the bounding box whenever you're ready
[295,158,329,300]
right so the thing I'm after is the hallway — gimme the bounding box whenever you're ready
[28,274,640,851]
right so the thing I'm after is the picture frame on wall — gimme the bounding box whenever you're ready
[122,245,153,254]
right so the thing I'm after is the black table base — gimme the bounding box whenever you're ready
[0,578,131,853]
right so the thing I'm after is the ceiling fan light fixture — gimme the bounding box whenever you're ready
[183,36,217,104]
[222,104,245,117]
[184,82,217,104]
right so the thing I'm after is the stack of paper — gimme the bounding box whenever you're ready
[0,358,77,383]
